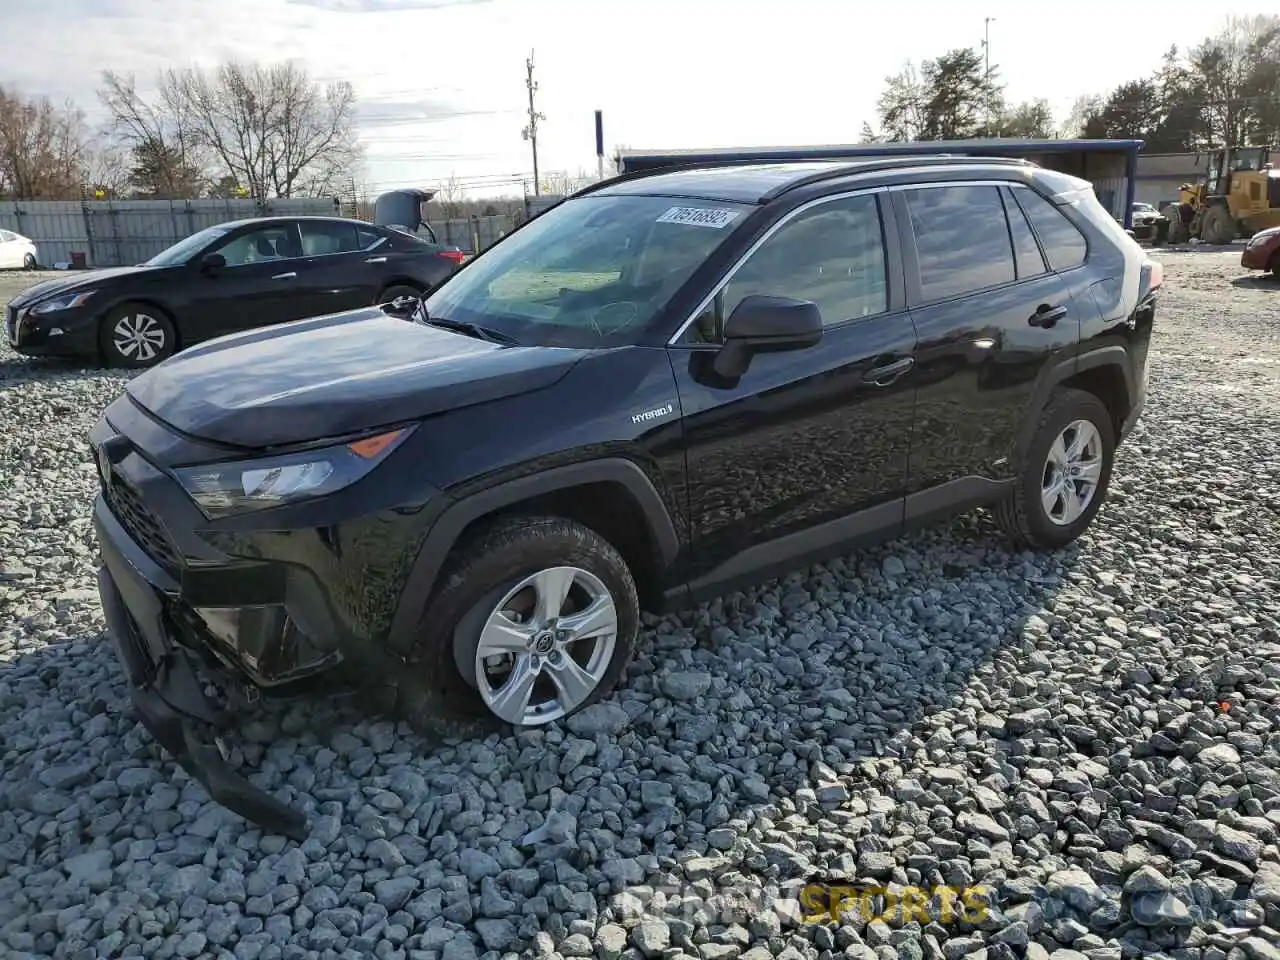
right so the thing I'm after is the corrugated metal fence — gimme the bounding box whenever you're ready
[431,215,517,254]
[0,198,341,268]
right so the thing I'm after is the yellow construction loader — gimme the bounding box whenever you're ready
[1161,146,1280,245]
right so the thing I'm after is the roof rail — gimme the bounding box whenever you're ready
[571,153,1035,203]
[759,154,1034,200]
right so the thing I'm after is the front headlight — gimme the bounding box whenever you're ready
[173,426,414,519]
[30,290,96,315]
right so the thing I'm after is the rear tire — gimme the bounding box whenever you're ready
[1162,205,1189,244]
[398,515,640,735]
[993,388,1116,551]
[99,302,176,368]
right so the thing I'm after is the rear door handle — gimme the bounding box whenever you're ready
[1029,303,1068,328]
[863,356,914,385]
[365,256,388,264]
[272,272,297,280]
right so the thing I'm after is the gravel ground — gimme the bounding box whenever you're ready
[1,252,1279,960]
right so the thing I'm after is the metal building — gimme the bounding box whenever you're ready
[617,139,1145,229]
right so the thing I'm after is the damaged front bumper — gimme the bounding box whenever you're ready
[94,496,310,841]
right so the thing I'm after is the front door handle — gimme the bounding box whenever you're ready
[1029,303,1068,328]
[272,272,297,280]
[863,356,914,385]
[365,256,388,264]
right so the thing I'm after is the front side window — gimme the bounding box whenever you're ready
[213,225,302,267]
[143,224,233,267]
[425,194,747,347]
[905,185,1016,302]
[1012,185,1088,271]
[684,193,888,343]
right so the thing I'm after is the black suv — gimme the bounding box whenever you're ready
[90,155,1159,836]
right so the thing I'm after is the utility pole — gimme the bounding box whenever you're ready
[982,17,996,131]
[522,50,545,196]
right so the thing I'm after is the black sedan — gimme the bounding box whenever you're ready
[4,216,466,368]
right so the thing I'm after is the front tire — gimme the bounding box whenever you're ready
[22,253,37,271]
[993,388,1116,551]
[99,303,176,368]
[1201,204,1236,245]
[401,515,640,733]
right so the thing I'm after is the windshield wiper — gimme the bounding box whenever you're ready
[422,315,519,346]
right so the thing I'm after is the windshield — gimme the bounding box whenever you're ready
[424,194,750,347]
[143,224,234,267]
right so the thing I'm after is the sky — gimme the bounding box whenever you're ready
[3,0,1277,198]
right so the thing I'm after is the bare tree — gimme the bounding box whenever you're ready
[538,169,595,196]
[1059,94,1103,138]
[98,70,208,198]
[0,86,89,199]
[81,139,133,198]
[171,60,362,198]
[98,60,362,199]
[876,62,927,141]
[434,173,466,218]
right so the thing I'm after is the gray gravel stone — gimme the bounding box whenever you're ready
[2,253,1279,960]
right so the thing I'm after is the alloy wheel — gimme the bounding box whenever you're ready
[112,313,166,363]
[473,565,618,725]
[1041,418,1103,526]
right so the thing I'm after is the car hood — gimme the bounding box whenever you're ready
[125,307,588,449]
[10,265,163,305]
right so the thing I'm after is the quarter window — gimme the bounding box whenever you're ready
[1011,185,1088,271]
[685,194,888,343]
[357,226,385,250]
[1001,187,1048,279]
[904,185,1015,301]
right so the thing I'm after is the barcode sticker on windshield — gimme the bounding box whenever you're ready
[656,206,740,229]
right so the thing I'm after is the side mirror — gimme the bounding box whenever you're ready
[713,294,823,379]
[381,294,421,319]
[200,252,226,273]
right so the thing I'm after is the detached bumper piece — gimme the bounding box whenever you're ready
[95,506,309,841]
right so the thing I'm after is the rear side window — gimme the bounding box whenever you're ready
[1011,186,1088,271]
[1001,187,1048,279]
[300,221,361,256]
[904,185,1015,301]
[357,226,385,250]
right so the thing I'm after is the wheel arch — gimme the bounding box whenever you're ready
[385,458,682,656]
[1019,349,1133,459]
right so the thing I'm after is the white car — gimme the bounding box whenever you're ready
[0,229,38,270]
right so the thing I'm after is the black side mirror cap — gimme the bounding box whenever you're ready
[200,252,227,272]
[713,294,822,379]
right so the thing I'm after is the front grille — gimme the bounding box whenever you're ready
[105,471,182,575]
